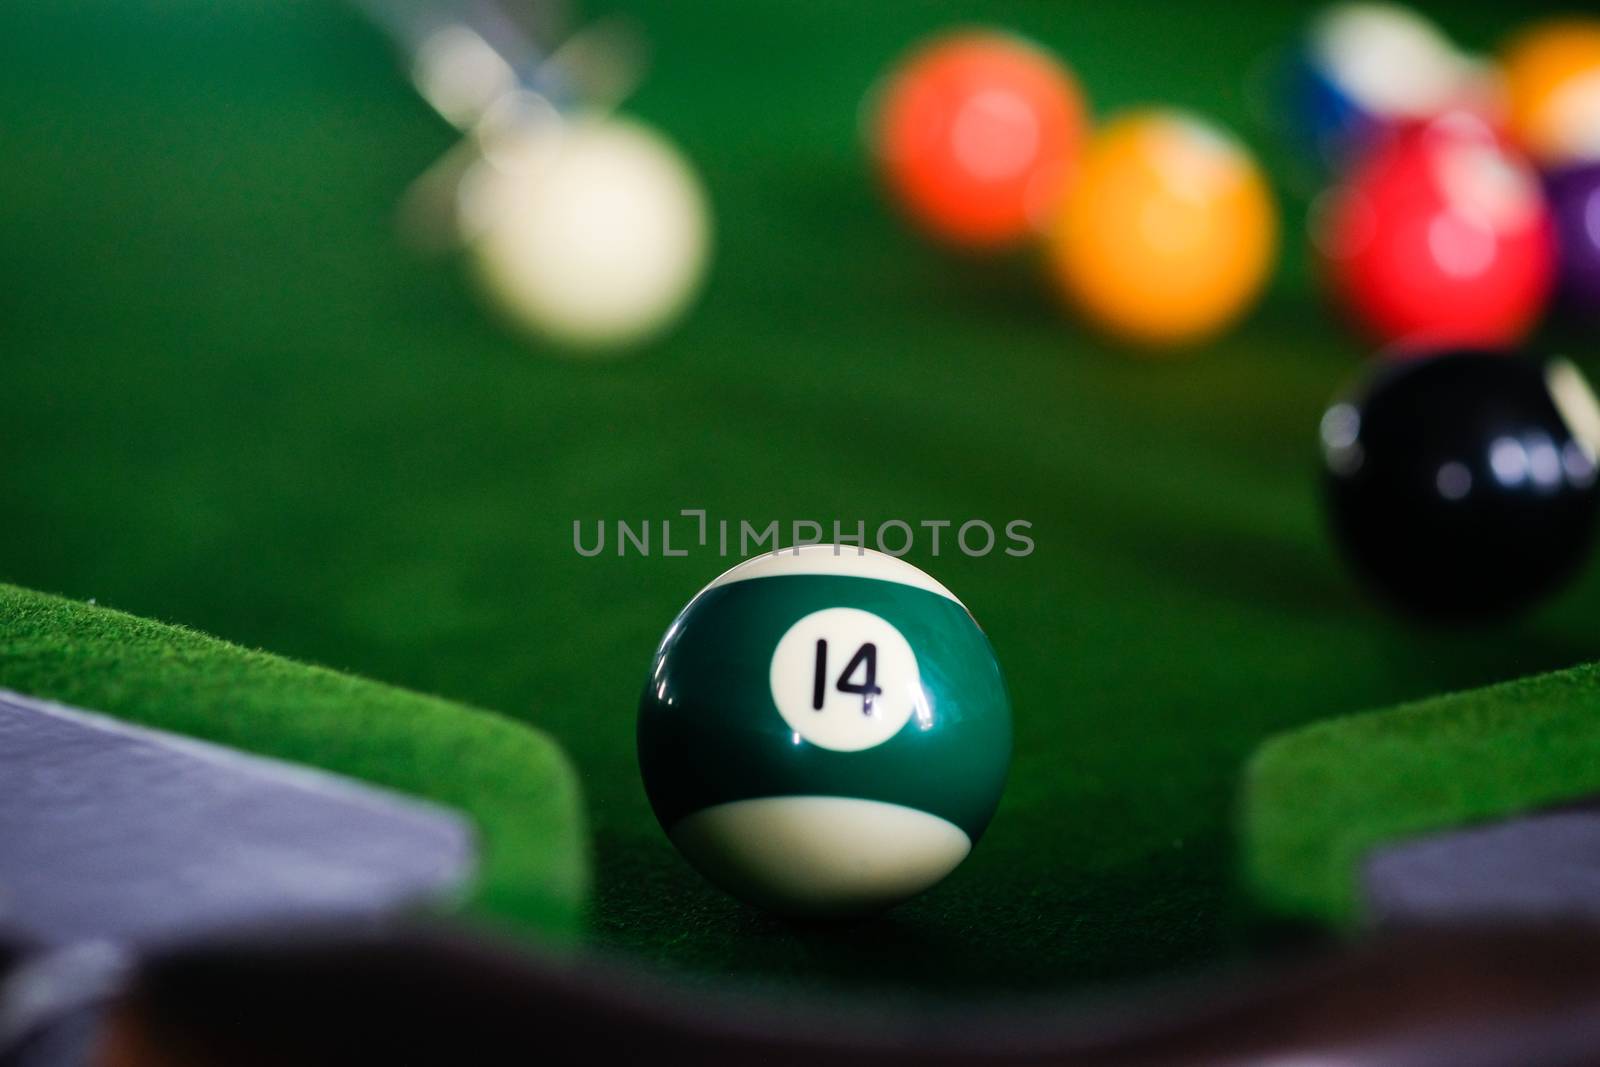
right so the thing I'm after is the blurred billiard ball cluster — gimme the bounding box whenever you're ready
[862,7,1600,352]
[861,7,1600,619]
[1295,4,1600,345]
[351,1,1600,620]
[1290,4,1600,618]
[864,30,1279,349]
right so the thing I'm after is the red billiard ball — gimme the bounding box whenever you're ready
[868,29,1086,250]
[1317,113,1557,349]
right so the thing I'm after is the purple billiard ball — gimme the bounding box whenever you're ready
[1548,162,1600,325]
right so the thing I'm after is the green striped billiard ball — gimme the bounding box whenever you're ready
[637,545,1012,916]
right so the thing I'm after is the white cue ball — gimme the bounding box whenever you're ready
[462,109,711,350]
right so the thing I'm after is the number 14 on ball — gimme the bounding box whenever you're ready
[638,547,1011,917]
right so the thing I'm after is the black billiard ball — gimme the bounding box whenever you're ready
[1321,350,1600,618]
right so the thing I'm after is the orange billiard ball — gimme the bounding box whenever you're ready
[869,29,1086,250]
[1045,109,1278,348]
[1500,17,1600,167]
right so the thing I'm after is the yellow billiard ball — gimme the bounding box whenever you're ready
[1045,109,1277,349]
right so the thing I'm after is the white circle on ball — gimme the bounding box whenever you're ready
[769,608,924,752]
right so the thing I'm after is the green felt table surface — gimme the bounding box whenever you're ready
[2,0,1597,997]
